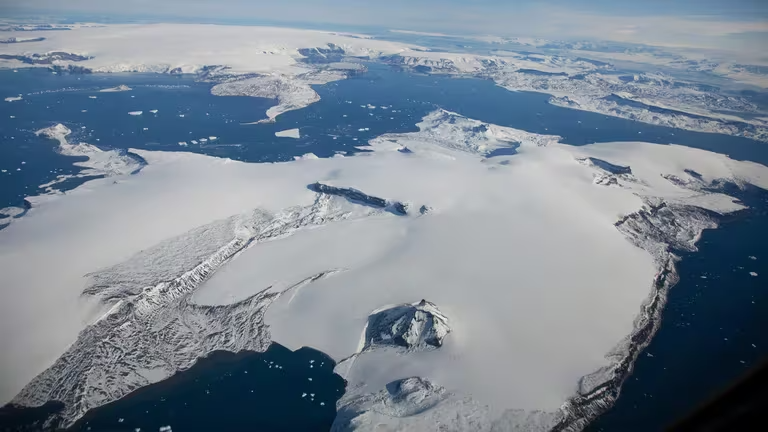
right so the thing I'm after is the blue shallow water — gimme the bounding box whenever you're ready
[0,66,767,431]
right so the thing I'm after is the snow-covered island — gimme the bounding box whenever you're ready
[2,109,767,431]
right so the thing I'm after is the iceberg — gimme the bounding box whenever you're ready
[275,128,301,139]
[100,85,132,92]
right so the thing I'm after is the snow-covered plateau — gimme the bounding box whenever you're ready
[0,23,418,121]
[1,109,767,430]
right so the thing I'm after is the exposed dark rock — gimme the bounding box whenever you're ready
[0,37,45,44]
[0,52,91,65]
[364,300,450,351]
[577,157,632,175]
[308,182,408,215]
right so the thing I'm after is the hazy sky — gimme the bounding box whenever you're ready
[4,0,768,51]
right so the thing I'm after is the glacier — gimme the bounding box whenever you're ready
[2,109,767,431]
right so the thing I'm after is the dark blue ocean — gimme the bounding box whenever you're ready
[0,65,766,431]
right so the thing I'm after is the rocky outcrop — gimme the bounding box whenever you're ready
[0,51,91,65]
[298,43,347,64]
[577,157,635,187]
[549,199,720,431]
[364,300,450,351]
[576,157,632,175]
[308,182,409,216]
[382,55,459,73]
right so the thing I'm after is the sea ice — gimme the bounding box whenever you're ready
[100,85,132,92]
[275,128,301,139]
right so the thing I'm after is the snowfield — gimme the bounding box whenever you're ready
[0,23,418,122]
[0,23,417,76]
[2,110,767,430]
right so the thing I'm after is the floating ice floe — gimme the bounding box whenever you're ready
[99,85,132,93]
[88,96,97,99]
[149,109,158,114]
[293,153,318,160]
[208,136,217,141]
[750,272,758,276]
[275,128,301,139]
[128,111,143,116]
[4,95,22,102]
[179,114,185,118]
